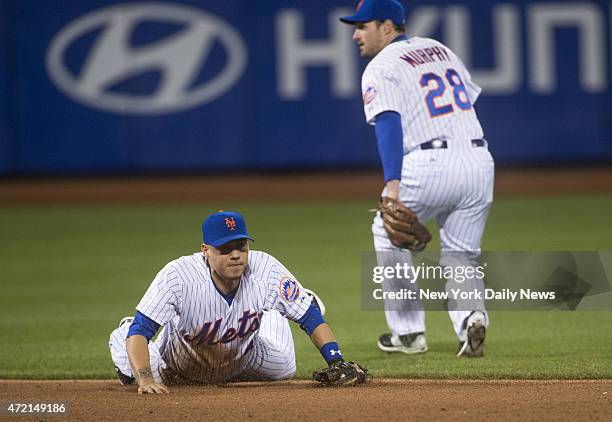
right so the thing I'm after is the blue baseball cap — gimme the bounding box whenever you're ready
[202,211,254,247]
[339,0,406,26]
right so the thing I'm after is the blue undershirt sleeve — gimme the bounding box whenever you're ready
[374,111,404,183]
[127,311,161,342]
[296,301,325,337]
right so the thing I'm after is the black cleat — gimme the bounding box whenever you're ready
[114,366,135,385]
[457,311,486,358]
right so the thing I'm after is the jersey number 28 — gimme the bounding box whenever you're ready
[420,69,471,117]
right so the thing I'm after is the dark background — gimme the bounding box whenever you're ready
[0,0,610,174]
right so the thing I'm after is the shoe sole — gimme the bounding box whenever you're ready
[456,340,470,357]
[377,340,428,355]
[118,316,134,328]
[457,321,486,358]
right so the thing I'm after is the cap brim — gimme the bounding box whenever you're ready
[209,234,254,248]
[339,15,371,24]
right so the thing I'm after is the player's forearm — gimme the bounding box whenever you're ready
[310,323,346,364]
[126,335,154,385]
[310,323,337,349]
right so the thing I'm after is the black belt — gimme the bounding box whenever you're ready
[420,139,486,150]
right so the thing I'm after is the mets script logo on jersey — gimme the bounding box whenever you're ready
[225,217,237,230]
[46,2,247,115]
[183,310,262,346]
[363,83,378,105]
[279,277,300,302]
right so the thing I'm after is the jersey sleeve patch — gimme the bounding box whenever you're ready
[279,276,300,303]
[362,82,378,105]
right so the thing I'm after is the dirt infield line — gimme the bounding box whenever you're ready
[1,167,611,205]
[1,379,610,421]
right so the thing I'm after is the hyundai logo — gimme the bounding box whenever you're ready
[46,3,248,115]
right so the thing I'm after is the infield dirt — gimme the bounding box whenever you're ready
[1,379,611,421]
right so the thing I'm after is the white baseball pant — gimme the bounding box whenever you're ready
[373,140,494,339]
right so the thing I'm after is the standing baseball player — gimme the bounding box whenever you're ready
[109,211,367,392]
[340,0,494,357]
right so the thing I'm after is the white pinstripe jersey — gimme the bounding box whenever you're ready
[136,250,312,383]
[362,36,484,151]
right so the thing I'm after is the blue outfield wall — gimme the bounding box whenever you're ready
[0,1,12,173]
[0,0,611,174]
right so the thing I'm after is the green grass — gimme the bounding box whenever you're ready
[1,195,611,379]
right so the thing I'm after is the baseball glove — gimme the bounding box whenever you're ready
[378,197,432,252]
[312,361,369,387]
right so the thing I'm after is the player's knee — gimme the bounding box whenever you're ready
[108,328,125,352]
[270,355,296,380]
[286,360,296,378]
[108,327,130,359]
[273,364,296,380]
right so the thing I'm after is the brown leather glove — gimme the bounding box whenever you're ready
[312,361,369,387]
[379,197,432,252]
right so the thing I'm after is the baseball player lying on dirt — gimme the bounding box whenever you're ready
[109,211,368,393]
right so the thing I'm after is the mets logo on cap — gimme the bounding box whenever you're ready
[279,277,300,302]
[225,217,237,230]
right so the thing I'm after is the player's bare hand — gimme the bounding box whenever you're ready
[137,382,170,394]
